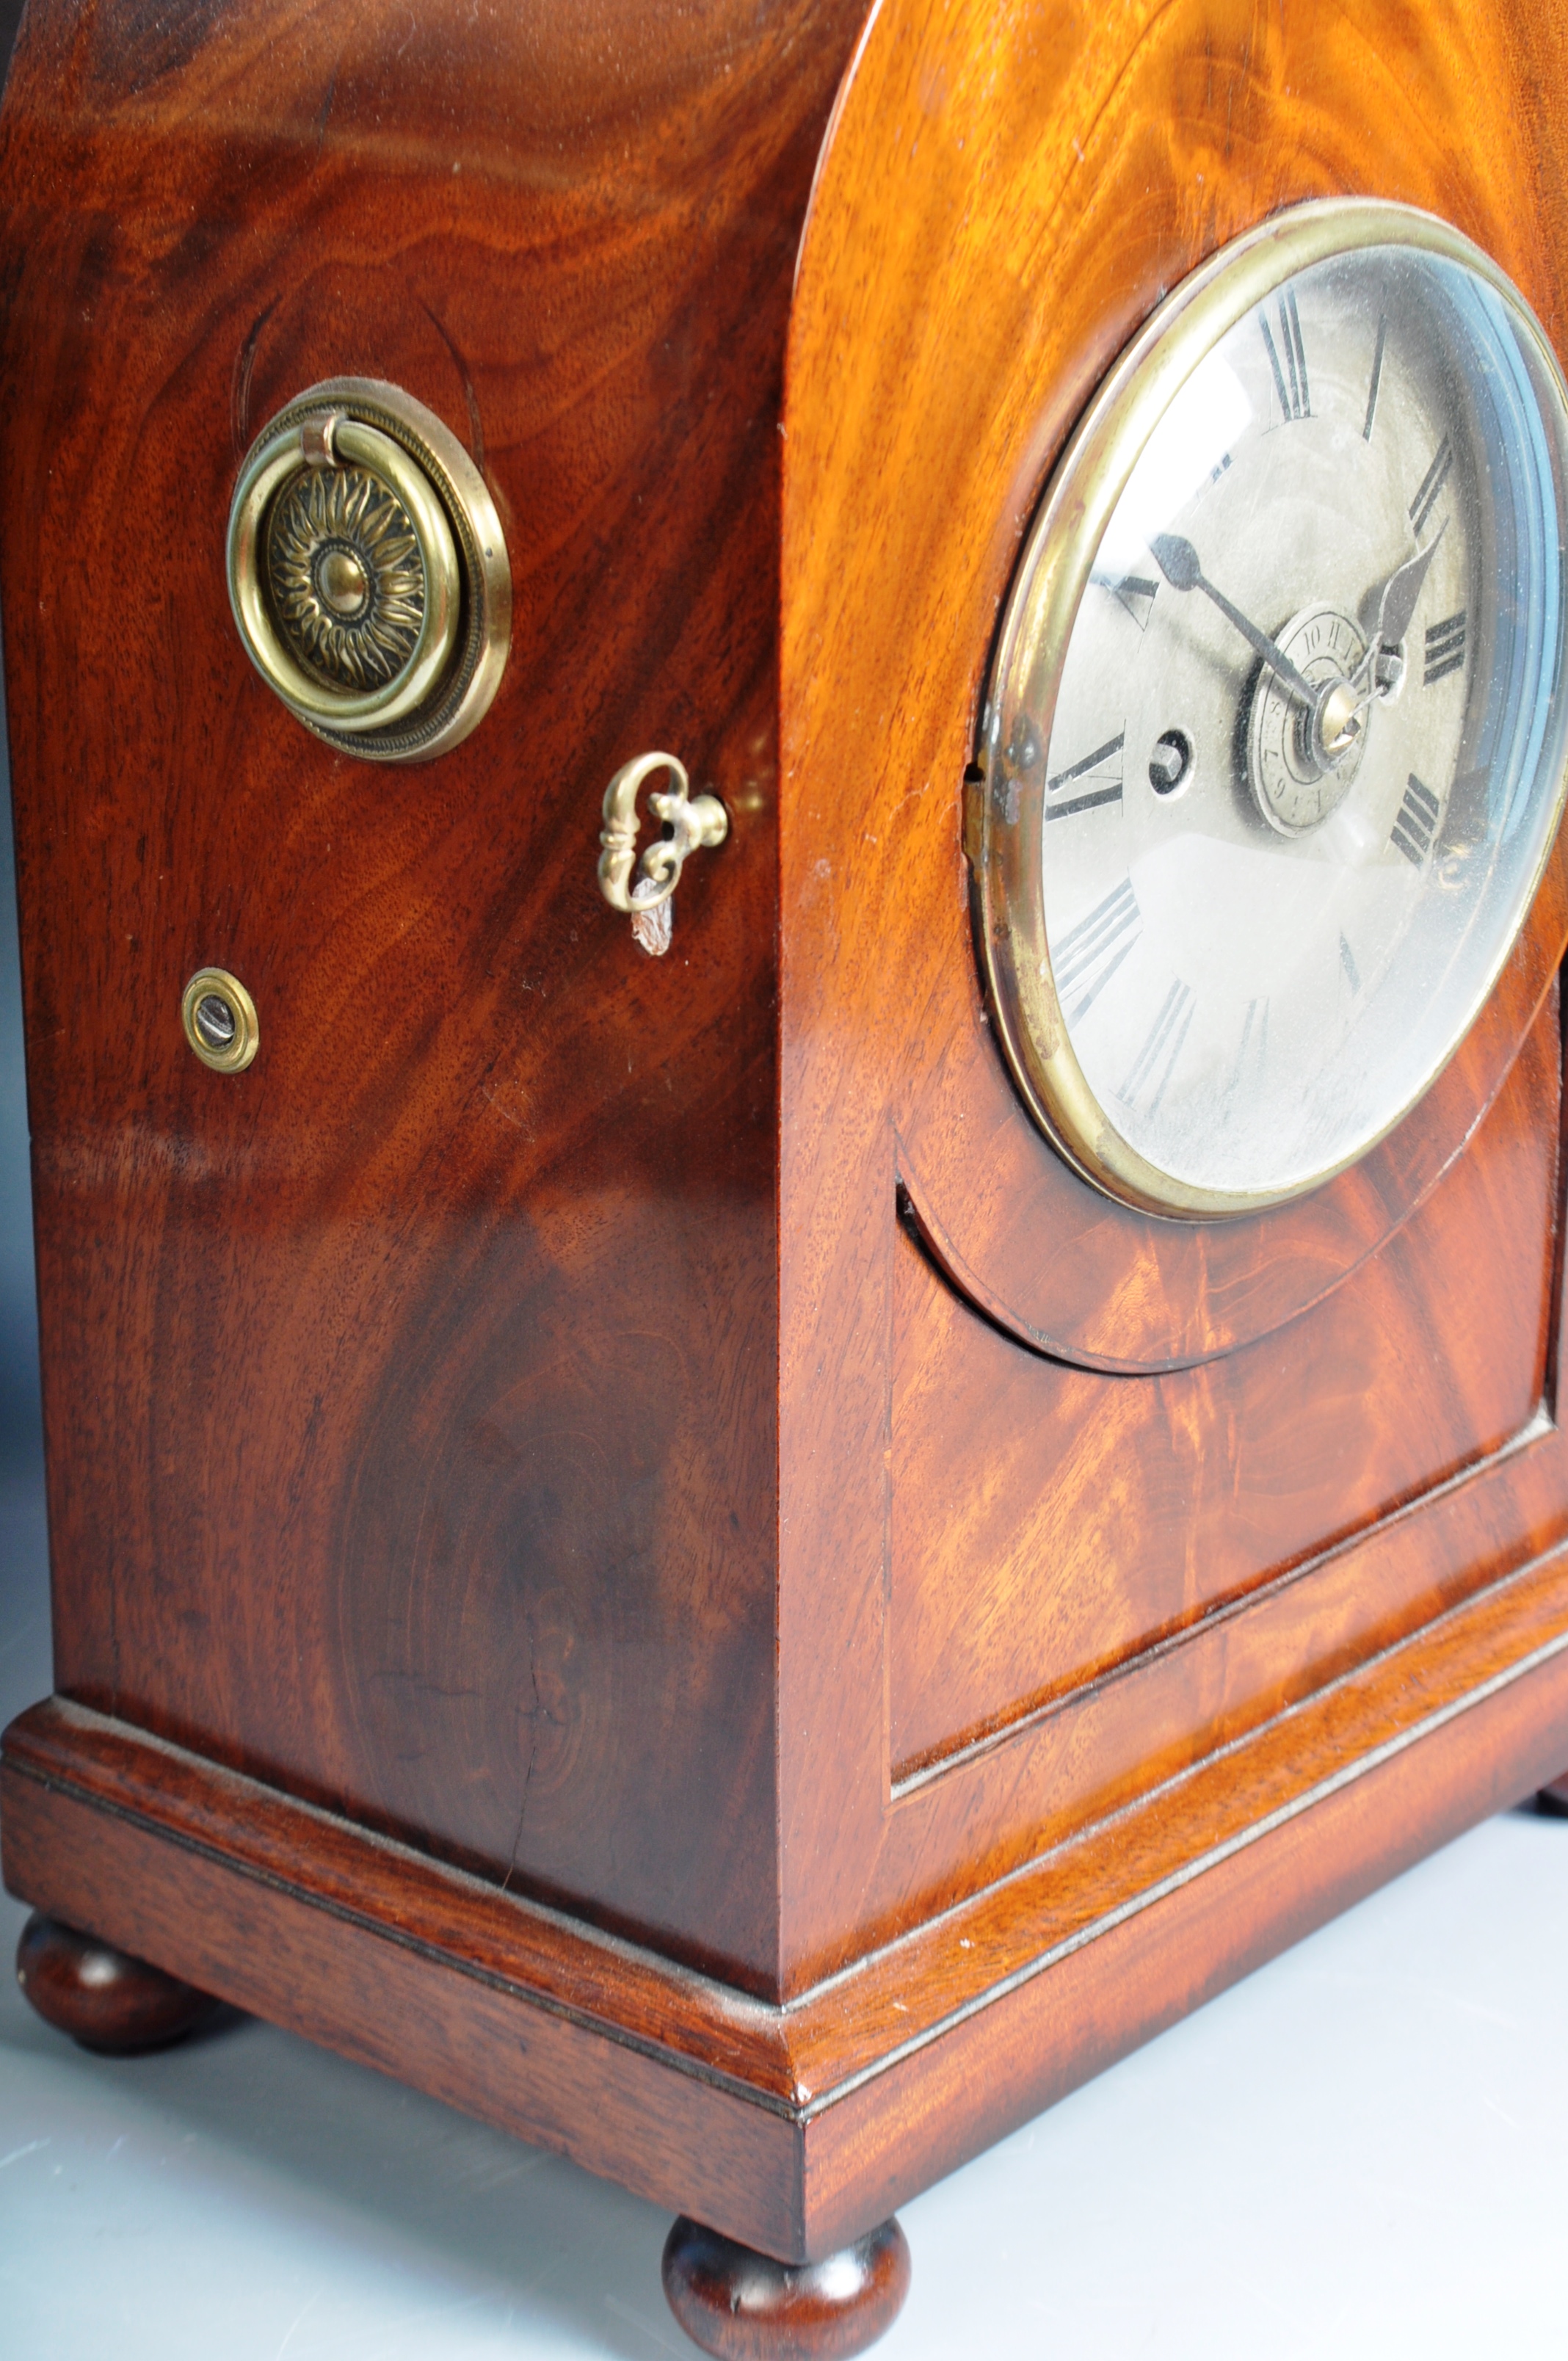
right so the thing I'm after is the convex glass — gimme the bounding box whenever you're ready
[978,202,1568,1215]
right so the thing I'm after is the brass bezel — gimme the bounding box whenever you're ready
[181,967,259,1075]
[976,197,1568,1220]
[227,377,512,764]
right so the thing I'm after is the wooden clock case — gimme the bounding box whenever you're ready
[4,0,1568,2344]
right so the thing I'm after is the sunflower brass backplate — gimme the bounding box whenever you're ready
[181,968,259,1074]
[598,752,728,956]
[227,378,511,763]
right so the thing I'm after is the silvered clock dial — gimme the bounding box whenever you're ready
[976,200,1568,1217]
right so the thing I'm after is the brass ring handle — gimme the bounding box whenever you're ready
[225,378,512,764]
[228,415,461,733]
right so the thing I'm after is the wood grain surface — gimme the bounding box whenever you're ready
[0,0,866,1997]
[10,1521,1568,2257]
[776,0,1568,1989]
[7,0,1568,2281]
[892,985,1561,1780]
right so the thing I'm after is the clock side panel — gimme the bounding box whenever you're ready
[0,0,868,1992]
[890,978,1561,1786]
[778,0,1568,1987]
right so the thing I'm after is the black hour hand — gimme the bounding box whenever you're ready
[1149,532,1203,592]
[1149,534,1317,708]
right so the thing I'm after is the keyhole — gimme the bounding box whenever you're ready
[181,967,258,1073]
[193,993,237,1051]
[1149,728,1193,796]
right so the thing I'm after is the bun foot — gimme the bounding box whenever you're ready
[661,2213,911,2358]
[15,1912,221,2053]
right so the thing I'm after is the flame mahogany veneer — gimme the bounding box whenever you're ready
[4,0,1568,2291]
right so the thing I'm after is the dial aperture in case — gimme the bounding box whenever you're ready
[978,202,1568,1218]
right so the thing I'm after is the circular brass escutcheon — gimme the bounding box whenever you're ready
[227,378,511,763]
[181,968,259,1074]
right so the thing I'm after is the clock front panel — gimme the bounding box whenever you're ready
[890,982,1560,1785]
[777,0,1568,1976]
[893,211,1568,1782]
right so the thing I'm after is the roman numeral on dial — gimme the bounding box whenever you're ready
[1339,932,1361,995]
[1391,773,1441,865]
[1117,978,1194,1113]
[1098,573,1157,630]
[1362,315,1386,443]
[1045,730,1125,822]
[1260,294,1310,421]
[1229,997,1269,1093]
[1053,877,1141,1020]
[1423,610,1467,685]
[1409,436,1453,537]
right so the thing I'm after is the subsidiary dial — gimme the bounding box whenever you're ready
[1246,603,1368,836]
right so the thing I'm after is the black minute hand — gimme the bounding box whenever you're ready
[1150,532,1318,708]
[1367,527,1445,667]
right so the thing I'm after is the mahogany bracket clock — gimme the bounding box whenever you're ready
[4,1,1568,2352]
